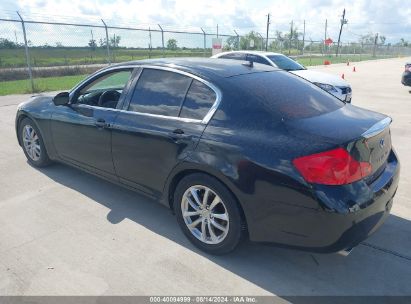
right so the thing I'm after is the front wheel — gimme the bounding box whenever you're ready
[174,173,244,255]
[19,117,52,167]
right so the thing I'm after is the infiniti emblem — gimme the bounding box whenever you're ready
[379,138,385,148]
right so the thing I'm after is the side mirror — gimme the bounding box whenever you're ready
[53,92,70,106]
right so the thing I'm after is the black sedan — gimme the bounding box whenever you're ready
[402,63,411,86]
[16,58,399,255]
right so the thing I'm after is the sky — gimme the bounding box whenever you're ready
[0,0,410,46]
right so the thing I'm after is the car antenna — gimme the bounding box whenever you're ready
[242,60,253,68]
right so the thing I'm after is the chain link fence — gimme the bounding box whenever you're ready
[1,12,411,93]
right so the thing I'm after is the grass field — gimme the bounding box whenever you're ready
[0,74,86,96]
[0,48,208,68]
[0,47,395,68]
[0,52,395,95]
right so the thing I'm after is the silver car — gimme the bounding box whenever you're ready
[212,51,352,103]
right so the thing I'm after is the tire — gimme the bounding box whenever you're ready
[174,173,244,255]
[19,117,52,167]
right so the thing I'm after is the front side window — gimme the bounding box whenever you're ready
[129,69,192,117]
[180,80,216,120]
[75,70,132,108]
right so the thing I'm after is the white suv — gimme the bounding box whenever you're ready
[212,51,352,102]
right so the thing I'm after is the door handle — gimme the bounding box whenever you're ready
[95,118,109,128]
[168,129,191,141]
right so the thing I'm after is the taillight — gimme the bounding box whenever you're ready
[406,65,411,72]
[293,148,372,185]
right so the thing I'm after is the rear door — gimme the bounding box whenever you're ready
[112,67,218,198]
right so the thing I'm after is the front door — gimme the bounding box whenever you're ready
[51,68,134,177]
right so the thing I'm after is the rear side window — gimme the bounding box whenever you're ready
[246,54,271,66]
[220,53,246,60]
[180,80,216,120]
[228,71,343,120]
[129,69,191,116]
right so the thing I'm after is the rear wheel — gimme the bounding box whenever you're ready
[19,118,52,167]
[174,173,243,255]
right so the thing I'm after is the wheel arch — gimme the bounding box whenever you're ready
[16,112,32,146]
[164,164,249,234]
[16,112,50,155]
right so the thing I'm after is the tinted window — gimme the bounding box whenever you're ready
[129,69,192,116]
[220,53,246,60]
[76,70,132,106]
[85,71,132,91]
[266,55,305,71]
[228,71,343,120]
[180,80,216,120]
[246,54,271,66]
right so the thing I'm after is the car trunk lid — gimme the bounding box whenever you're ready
[286,105,392,178]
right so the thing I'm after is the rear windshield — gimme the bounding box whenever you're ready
[228,71,344,120]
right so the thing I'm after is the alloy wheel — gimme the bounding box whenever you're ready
[181,185,229,245]
[22,125,41,161]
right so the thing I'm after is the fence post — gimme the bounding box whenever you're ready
[257,33,263,51]
[372,33,378,58]
[158,24,165,56]
[201,28,206,57]
[101,19,111,64]
[16,11,34,93]
[234,30,240,50]
[148,27,152,59]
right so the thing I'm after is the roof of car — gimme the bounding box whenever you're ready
[111,57,278,79]
[215,50,283,57]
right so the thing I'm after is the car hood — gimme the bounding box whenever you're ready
[290,69,349,87]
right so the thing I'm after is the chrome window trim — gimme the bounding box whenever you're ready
[72,103,202,124]
[69,65,135,96]
[361,117,392,139]
[68,64,222,125]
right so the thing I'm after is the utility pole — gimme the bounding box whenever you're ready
[336,8,347,57]
[289,20,293,55]
[302,20,306,55]
[265,13,270,51]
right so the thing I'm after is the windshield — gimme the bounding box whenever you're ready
[267,55,305,71]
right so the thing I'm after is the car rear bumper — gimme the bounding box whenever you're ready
[247,150,400,253]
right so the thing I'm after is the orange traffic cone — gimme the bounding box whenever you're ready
[353,66,356,72]
[341,73,345,79]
